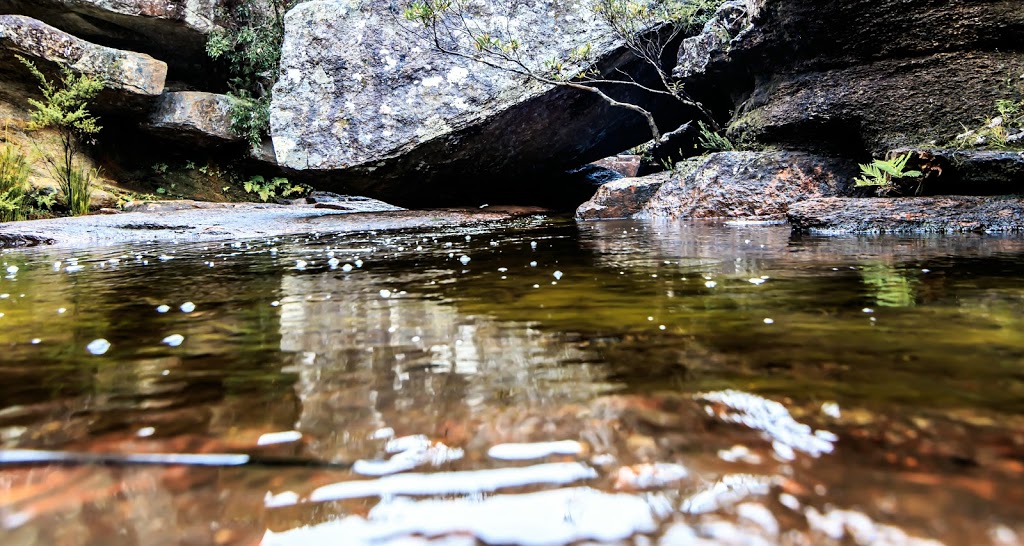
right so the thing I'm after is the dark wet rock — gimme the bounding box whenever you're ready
[637,151,856,219]
[269,0,689,206]
[575,173,668,220]
[0,0,223,84]
[145,91,239,144]
[684,0,1024,154]
[892,148,1024,196]
[591,155,642,178]
[0,232,55,246]
[789,196,1024,233]
[731,52,1024,154]
[0,15,166,98]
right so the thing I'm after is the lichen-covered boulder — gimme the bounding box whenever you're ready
[146,91,239,144]
[637,151,855,219]
[0,15,166,97]
[270,0,684,205]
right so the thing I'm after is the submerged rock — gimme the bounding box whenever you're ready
[637,152,855,219]
[270,0,686,205]
[789,196,1024,233]
[575,173,668,220]
[0,15,166,97]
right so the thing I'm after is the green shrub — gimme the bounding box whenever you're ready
[855,152,922,196]
[696,121,734,152]
[64,165,97,217]
[207,0,303,148]
[17,55,104,216]
[243,175,309,201]
[0,144,31,222]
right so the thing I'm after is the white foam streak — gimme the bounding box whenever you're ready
[270,462,597,506]
[262,487,655,546]
[487,440,583,460]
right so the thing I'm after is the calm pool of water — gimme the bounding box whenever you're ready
[1,217,1023,545]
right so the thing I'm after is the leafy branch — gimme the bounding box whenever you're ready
[401,0,725,142]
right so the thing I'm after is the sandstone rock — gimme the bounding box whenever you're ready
[0,15,166,97]
[637,151,855,219]
[146,91,239,144]
[730,52,1024,154]
[891,148,1024,196]
[789,196,1024,233]
[270,0,688,206]
[681,0,1024,153]
[592,154,641,178]
[0,0,222,81]
[575,173,668,220]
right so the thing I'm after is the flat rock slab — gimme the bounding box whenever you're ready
[789,196,1024,233]
[638,151,856,219]
[0,203,549,248]
[0,15,166,97]
[145,92,239,144]
[575,173,668,220]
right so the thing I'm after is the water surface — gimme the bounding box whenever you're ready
[1,218,1023,545]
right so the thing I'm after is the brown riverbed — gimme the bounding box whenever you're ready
[1,218,1023,545]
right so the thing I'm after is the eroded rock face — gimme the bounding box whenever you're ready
[146,91,238,144]
[270,0,686,206]
[637,151,855,219]
[0,15,166,97]
[0,0,222,82]
[789,196,1024,233]
[575,173,668,220]
[687,0,1024,153]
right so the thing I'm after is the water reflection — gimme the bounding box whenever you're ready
[0,220,1023,545]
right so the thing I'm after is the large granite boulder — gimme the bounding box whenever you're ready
[637,151,855,219]
[0,15,166,98]
[0,0,223,83]
[270,0,690,206]
[677,0,1024,154]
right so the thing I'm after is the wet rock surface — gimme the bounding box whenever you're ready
[0,202,548,247]
[638,151,856,219]
[789,196,1024,233]
[575,172,668,220]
